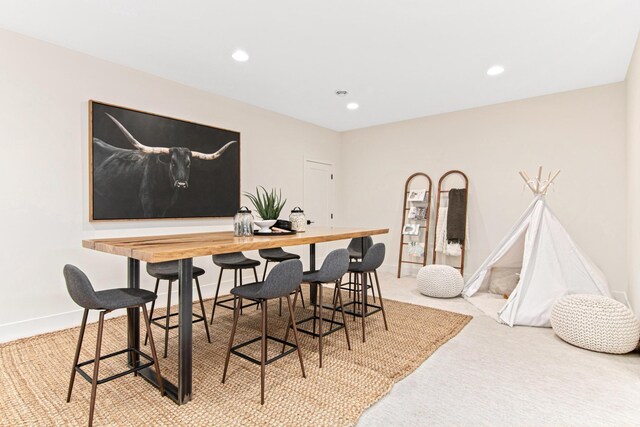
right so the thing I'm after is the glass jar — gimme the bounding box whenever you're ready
[234,206,254,237]
[289,207,306,232]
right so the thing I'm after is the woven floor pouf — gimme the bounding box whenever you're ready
[417,265,464,298]
[551,294,640,354]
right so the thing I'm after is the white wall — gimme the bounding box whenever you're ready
[626,33,640,315]
[338,84,628,298]
[0,29,341,341]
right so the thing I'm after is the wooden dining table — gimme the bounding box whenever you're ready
[82,226,388,405]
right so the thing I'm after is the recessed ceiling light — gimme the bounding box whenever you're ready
[335,90,348,97]
[232,50,249,62]
[346,102,359,110]
[487,65,505,76]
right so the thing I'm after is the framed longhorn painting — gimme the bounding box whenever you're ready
[89,101,240,221]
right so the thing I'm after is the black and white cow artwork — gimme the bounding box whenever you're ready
[90,102,240,220]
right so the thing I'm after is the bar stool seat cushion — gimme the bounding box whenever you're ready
[302,270,323,283]
[302,249,349,284]
[213,252,261,269]
[230,281,265,300]
[147,261,205,280]
[259,248,300,262]
[347,261,367,273]
[95,288,157,310]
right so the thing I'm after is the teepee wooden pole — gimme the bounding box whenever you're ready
[519,171,537,194]
[540,170,561,194]
[535,166,543,193]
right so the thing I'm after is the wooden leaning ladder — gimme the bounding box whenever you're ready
[432,170,469,276]
[397,172,433,278]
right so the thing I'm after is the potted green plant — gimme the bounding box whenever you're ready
[244,186,287,233]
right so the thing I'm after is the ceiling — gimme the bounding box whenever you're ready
[1,0,639,131]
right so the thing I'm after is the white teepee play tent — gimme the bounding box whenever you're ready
[462,167,611,327]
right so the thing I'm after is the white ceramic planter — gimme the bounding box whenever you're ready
[254,219,277,233]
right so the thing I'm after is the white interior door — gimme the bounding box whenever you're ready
[304,160,333,227]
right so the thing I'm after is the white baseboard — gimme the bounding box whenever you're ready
[0,278,237,344]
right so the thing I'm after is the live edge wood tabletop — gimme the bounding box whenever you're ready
[82,226,390,263]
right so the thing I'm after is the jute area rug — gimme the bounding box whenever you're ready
[0,289,471,426]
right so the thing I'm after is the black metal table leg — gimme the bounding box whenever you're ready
[361,237,369,343]
[130,257,189,405]
[178,258,193,404]
[127,258,140,368]
[309,243,317,304]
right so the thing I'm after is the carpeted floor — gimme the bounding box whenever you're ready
[0,289,471,426]
[359,272,640,427]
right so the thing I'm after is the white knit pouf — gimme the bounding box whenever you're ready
[550,294,640,354]
[416,265,464,298]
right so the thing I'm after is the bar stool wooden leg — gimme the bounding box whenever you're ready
[318,283,324,368]
[261,260,269,281]
[353,273,359,322]
[88,311,106,427]
[144,279,160,346]
[67,308,89,403]
[360,272,367,343]
[312,283,318,336]
[163,281,172,358]
[222,297,241,384]
[369,272,377,303]
[299,289,306,309]
[239,269,244,315]
[210,268,224,324]
[374,270,389,331]
[330,285,339,324]
[286,295,306,379]
[281,289,299,352]
[336,281,352,350]
[260,299,267,405]
[254,268,261,312]
[141,304,165,396]
[195,277,212,343]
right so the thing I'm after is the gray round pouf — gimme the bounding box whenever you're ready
[417,265,464,298]
[551,294,640,354]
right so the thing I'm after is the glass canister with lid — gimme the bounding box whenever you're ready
[234,206,254,237]
[289,206,306,232]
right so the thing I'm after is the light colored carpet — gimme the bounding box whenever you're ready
[359,272,640,427]
[0,289,470,426]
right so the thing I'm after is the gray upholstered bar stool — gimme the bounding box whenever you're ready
[345,243,389,343]
[210,252,261,322]
[222,259,306,405]
[259,247,306,315]
[285,248,351,368]
[63,265,164,427]
[145,261,211,358]
[344,237,377,302]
